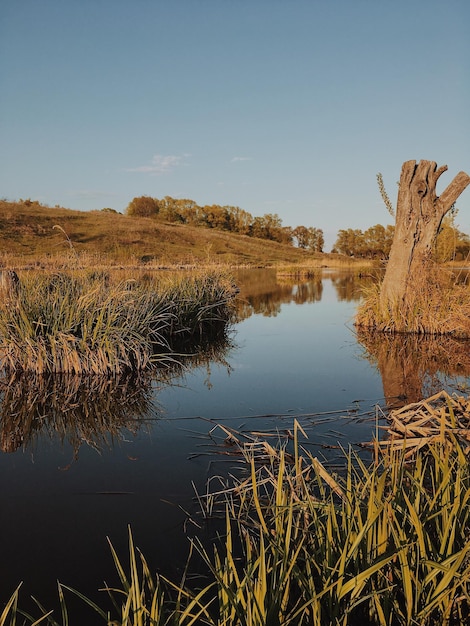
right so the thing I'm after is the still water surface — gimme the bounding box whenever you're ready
[0,269,468,619]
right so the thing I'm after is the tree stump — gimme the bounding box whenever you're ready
[379,160,470,315]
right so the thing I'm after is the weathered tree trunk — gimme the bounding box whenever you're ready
[380,160,470,314]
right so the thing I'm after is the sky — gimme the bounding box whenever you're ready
[0,0,469,250]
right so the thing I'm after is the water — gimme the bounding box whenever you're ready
[0,269,468,621]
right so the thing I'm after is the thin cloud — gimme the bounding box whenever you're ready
[126,154,190,175]
[231,156,253,162]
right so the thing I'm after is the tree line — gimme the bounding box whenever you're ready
[332,213,470,262]
[126,195,469,261]
[126,195,325,251]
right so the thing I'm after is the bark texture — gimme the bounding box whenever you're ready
[379,160,470,313]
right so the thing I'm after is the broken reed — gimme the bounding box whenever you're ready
[0,270,236,375]
[9,418,470,626]
[356,264,470,337]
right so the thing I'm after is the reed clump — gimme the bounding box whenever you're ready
[356,265,470,337]
[0,270,236,375]
[9,414,470,625]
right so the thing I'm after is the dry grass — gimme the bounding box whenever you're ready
[0,200,314,268]
[0,200,381,270]
[6,404,470,625]
[0,269,236,375]
[356,264,470,337]
[376,390,470,458]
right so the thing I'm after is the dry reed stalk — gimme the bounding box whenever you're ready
[375,390,470,458]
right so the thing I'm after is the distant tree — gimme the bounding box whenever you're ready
[434,210,470,262]
[250,213,290,243]
[229,206,253,235]
[126,196,159,217]
[293,226,324,251]
[363,224,394,259]
[201,205,232,230]
[333,228,364,256]
[307,227,324,252]
[293,225,310,248]
[175,198,199,224]
[334,225,393,258]
[158,196,185,223]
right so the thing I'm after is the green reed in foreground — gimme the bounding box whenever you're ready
[6,419,470,626]
[0,270,235,375]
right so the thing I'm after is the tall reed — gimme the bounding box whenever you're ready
[0,270,236,375]
[8,420,470,625]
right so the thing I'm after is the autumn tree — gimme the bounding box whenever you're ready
[363,224,394,259]
[334,225,393,259]
[434,211,470,262]
[293,225,310,248]
[126,196,160,217]
[230,206,253,235]
[333,228,364,256]
[308,227,324,252]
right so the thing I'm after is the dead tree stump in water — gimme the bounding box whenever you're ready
[379,160,470,317]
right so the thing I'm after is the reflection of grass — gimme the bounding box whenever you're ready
[10,418,470,625]
[0,270,236,375]
[0,335,233,454]
[0,373,155,454]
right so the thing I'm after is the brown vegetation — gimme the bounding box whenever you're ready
[0,199,329,268]
[357,263,470,337]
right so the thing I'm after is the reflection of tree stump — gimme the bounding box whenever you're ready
[379,348,422,408]
[357,329,470,408]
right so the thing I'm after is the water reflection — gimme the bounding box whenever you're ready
[356,329,470,408]
[0,373,156,454]
[0,340,233,455]
[1,268,469,620]
[2,270,468,455]
[233,268,379,320]
[330,269,383,302]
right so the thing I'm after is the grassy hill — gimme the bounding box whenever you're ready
[0,200,352,269]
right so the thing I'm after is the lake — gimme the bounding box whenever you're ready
[1,268,469,621]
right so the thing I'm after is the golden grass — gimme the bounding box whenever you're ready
[0,200,384,270]
[0,269,236,375]
[7,404,470,625]
[356,264,470,337]
[0,200,313,268]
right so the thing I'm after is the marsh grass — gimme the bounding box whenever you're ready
[0,270,235,375]
[356,265,470,337]
[13,413,470,626]
[193,420,470,625]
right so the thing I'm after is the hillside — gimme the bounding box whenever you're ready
[0,200,340,267]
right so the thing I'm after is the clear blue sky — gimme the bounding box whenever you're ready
[1,0,469,250]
